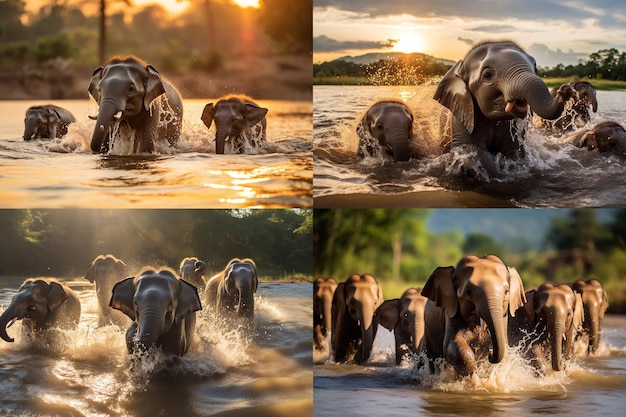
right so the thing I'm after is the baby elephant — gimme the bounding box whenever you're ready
[23,105,76,140]
[201,95,268,154]
[204,258,258,321]
[0,277,81,343]
[571,121,626,157]
[356,100,414,162]
[110,267,202,356]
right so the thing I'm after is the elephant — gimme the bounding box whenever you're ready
[541,81,598,132]
[375,287,428,365]
[433,41,576,178]
[23,104,76,141]
[570,121,626,158]
[88,56,183,154]
[313,277,338,352]
[570,278,608,354]
[0,278,81,343]
[179,257,207,293]
[201,95,268,154]
[509,283,583,372]
[331,274,384,364]
[204,258,258,320]
[421,255,526,376]
[356,100,414,162]
[109,267,202,356]
[84,254,130,327]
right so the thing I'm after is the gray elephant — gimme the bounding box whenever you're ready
[179,257,207,293]
[434,41,576,178]
[356,100,414,162]
[204,258,258,320]
[84,254,129,327]
[88,56,183,154]
[331,274,384,364]
[23,104,76,141]
[201,95,268,154]
[542,81,598,132]
[313,277,338,352]
[375,287,428,365]
[510,283,583,372]
[110,267,202,356]
[0,278,81,343]
[421,255,526,376]
[570,121,626,157]
[570,278,608,354]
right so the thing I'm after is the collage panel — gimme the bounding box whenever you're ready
[0,209,313,416]
[313,208,626,416]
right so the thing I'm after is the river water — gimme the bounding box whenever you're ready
[0,278,312,417]
[314,315,626,417]
[0,99,312,208]
[313,85,626,207]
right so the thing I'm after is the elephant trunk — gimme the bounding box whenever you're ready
[215,128,229,154]
[91,98,123,153]
[548,314,565,371]
[509,74,567,120]
[482,297,507,364]
[0,303,23,343]
[136,308,165,351]
[411,312,425,351]
[23,125,37,141]
[590,95,598,113]
[387,132,411,162]
[587,307,600,354]
[237,280,254,319]
[356,303,376,364]
[323,293,333,337]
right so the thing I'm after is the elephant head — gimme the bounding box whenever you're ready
[570,81,598,119]
[88,56,166,153]
[571,278,608,354]
[422,255,526,368]
[201,96,268,154]
[331,274,384,364]
[0,278,81,343]
[23,106,62,140]
[84,254,129,326]
[109,268,202,355]
[218,258,258,320]
[356,101,413,162]
[179,257,207,292]
[313,277,338,351]
[522,283,584,371]
[375,287,428,364]
[573,121,626,157]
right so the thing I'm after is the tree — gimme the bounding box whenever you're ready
[259,0,312,53]
[463,233,503,258]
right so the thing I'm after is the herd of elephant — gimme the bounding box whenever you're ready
[357,41,626,178]
[22,56,269,155]
[314,254,609,377]
[0,254,258,357]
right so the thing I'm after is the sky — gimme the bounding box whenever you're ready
[313,0,626,67]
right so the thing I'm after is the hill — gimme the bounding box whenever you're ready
[334,52,455,67]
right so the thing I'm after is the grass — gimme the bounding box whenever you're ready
[260,273,313,283]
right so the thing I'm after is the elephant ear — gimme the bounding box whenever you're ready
[201,103,216,129]
[47,281,69,311]
[523,290,537,322]
[375,299,400,331]
[176,279,202,322]
[47,108,61,124]
[194,260,206,275]
[433,60,475,134]
[144,65,166,111]
[244,103,268,127]
[109,277,136,320]
[421,266,457,318]
[573,291,584,331]
[507,267,527,316]
[88,66,104,103]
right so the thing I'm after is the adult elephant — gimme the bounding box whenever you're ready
[110,267,202,356]
[88,56,183,154]
[23,105,76,140]
[544,81,597,132]
[0,278,81,343]
[201,95,268,154]
[570,121,626,158]
[84,254,129,327]
[204,258,258,320]
[179,257,207,293]
[434,41,576,178]
[331,274,384,364]
[510,283,583,372]
[356,100,414,162]
[313,277,338,352]
[570,278,609,354]
[421,255,526,376]
[375,287,428,365]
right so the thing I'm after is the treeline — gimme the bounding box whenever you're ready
[313,54,451,85]
[0,0,311,71]
[539,48,626,81]
[314,209,626,310]
[0,209,312,279]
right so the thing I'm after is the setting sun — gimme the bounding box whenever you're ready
[392,29,426,54]
[232,0,261,8]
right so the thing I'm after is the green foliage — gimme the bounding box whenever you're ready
[259,0,312,53]
[539,48,626,81]
[34,33,74,63]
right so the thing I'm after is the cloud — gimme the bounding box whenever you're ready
[467,24,517,33]
[313,35,397,52]
[526,43,588,68]
[457,37,475,46]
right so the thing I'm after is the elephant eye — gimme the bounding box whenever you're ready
[29,305,36,311]
[375,123,383,130]
[481,68,496,84]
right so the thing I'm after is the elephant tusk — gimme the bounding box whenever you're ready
[113,110,122,120]
[7,317,17,328]
[99,124,105,133]
[505,101,515,113]
[88,115,98,120]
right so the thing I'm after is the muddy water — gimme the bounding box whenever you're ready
[0,279,312,416]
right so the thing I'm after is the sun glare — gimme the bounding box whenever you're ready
[232,0,261,8]
[132,0,191,15]
[392,30,426,54]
